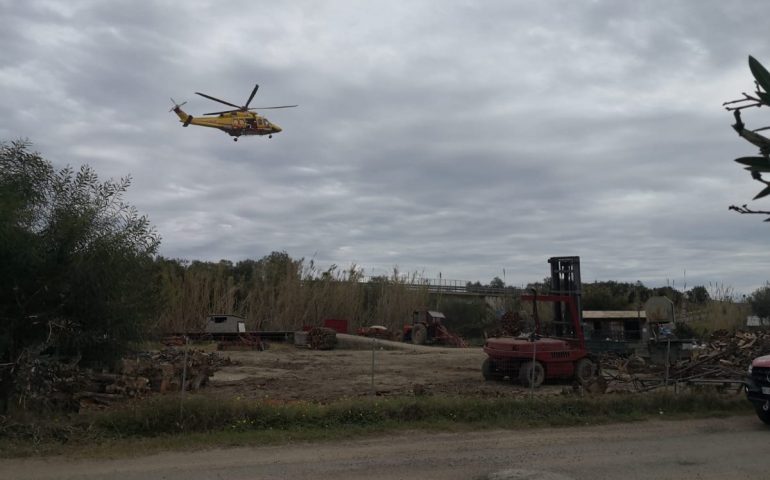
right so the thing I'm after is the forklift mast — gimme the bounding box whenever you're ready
[549,256,582,333]
[521,256,584,342]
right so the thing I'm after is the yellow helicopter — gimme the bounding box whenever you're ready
[170,84,296,141]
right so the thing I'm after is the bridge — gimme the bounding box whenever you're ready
[361,276,523,298]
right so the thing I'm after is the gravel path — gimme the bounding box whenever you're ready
[2,415,766,480]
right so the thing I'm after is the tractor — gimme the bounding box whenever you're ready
[482,256,598,387]
[403,310,467,347]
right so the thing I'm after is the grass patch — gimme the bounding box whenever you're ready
[0,392,752,458]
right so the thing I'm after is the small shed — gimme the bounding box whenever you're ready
[205,314,247,334]
[582,310,648,355]
[583,310,648,342]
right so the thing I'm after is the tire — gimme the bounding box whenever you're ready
[411,323,428,345]
[756,403,770,425]
[519,361,545,388]
[482,358,500,381]
[575,358,597,386]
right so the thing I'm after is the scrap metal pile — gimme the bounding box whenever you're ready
[9,347,234,412]
[600,329,770,393]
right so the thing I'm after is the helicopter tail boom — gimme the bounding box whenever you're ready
[175,107,193,127]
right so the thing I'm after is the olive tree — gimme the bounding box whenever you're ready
[724,56,770,220]
[0,140,160,366]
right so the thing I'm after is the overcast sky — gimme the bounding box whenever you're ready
[2,0,770,296]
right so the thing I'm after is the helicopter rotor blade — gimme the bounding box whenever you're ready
[244,84,259,109]
[195,91,241,109]
[203,109,240,116]
[248,105,299,110]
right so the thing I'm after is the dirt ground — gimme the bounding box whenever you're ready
[206,334,565,402]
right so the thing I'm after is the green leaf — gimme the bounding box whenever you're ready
[758,91,770,106]
[753,185,770,200]
[735,156,770,167]
[749,56,770,93]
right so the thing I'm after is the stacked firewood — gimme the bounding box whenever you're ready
[670,329,770,380]
[307,327,337,350]
[11,354,88,411]
[599,329,770,393]
[486,311,524,338]
[74,372,151,407]
[9,348,234,411]
[120,348,234,393]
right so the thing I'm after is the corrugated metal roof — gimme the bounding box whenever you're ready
[583,310,646,319]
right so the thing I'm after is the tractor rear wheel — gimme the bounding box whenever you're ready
[575,358,597,386]
[411,323,428,345]
[519,361,544,388]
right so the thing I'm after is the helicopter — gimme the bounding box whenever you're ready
[170,83,296,141]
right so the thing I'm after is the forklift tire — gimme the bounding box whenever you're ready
[411,323,428,345]
[482,358,500,381]
[575,358,597,386]
[519,361,544,388]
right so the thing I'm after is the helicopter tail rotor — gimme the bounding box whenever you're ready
[170,98,194,126]
[169,98,187,112]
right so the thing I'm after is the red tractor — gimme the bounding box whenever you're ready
[403,310,467,347]
[482,256,598,387]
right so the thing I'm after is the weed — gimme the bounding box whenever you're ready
[1,392,751,457]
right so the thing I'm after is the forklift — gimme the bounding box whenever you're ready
[482,256,598,387]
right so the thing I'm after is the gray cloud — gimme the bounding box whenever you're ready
[1,0,769,296]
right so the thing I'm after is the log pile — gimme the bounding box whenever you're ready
[307,327,337,350]
[9,348,235,411]
[486,311,524,338]
[216,334,267,351]
[120,348,235,394]
[74,372,150,408]
[11,354,88,412]
[599,329,770,393]
[670,329,770,380]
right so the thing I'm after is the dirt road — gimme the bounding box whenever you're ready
[3,416,767,480]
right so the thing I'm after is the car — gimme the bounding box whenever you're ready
[745,354,770,424]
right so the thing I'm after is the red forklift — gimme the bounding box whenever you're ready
[482,256,598,387]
